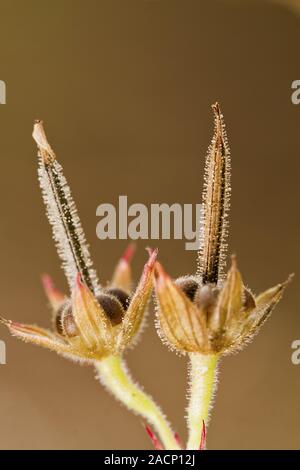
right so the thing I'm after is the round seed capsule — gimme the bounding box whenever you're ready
[55,301,79,337]
[194,284,218,310]
[96,294,125,326]
[106,288,130,311]
[175,277,200,302]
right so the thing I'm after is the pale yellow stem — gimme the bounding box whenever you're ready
[187,353,219,450]
[95,355,180,450]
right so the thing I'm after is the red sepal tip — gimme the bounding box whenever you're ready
[147,248,158,269]
[122,243,136,264]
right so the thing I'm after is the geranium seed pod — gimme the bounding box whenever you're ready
[96,294,125,326]
[194,285,219,310]
[55,301,79,337]
[106,288,130,311]
[55,303,66,336]
[175,277,200,302]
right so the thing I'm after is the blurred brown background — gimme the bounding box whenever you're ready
[0,0,299,450]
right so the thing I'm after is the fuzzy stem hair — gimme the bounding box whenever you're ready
[186,353,219,450]
[95,355,180,450]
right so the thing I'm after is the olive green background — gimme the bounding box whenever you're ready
[0,0,299,450]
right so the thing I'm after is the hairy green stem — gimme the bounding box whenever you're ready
[95,355,180,450]
[187,353,219,450]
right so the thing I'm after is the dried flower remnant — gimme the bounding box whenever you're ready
[198,102,230,285]
[0,122,179,450]
[153,103,292,449]
[33,120,100,295]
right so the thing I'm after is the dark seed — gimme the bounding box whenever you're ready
[54,301,79,337]
[63,311,79,337]
[106,288,130,311]
[55,304,65,336]
[194,285,218,309]
[96,294,125,326]
[175,277,199,302]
